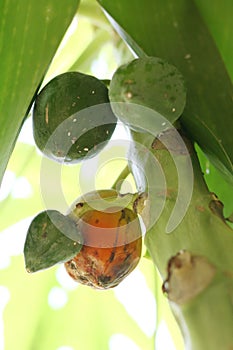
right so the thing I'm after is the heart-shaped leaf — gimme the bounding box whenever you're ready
[24,210,82,273]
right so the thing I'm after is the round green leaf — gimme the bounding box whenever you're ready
[33,72,117,163]
[24,210,83,273]
[109,57,186,127]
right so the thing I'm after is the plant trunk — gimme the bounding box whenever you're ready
[129,128,233,350]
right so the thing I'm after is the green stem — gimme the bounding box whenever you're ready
[170,268,233,349]
[111,165,130,191]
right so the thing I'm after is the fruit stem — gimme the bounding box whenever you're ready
[111,165,130,191]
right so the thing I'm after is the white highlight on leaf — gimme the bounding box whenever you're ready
[114,269,156,337]
[0,170,16,201]
[11,176,33,199]
[155,321,177,350]
[109,334,141,350]
[18,116,35,145]
[0,217,33,258]
[48,286,68,310]
[0,286,10,350]
[56,346,74,350]
[0,256,11,270]
[91,58,108,79]
[56,265,79,291]
[0,171,33,201]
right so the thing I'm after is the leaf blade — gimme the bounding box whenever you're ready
[24,210,82,272]
[0,0,80,185]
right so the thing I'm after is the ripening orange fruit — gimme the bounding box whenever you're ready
[64,207,142,289]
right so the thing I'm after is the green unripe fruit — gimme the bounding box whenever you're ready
[109,57,186,130]
[33,72,117,163]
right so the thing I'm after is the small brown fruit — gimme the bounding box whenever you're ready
[65,207,142,289]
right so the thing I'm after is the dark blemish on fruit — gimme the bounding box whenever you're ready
[124,253,131,262]
[70,261,76,270]
[124,244,129,252]
[120,209,126,221]
[109,250,115,263]
[76,202,84,208]
[93,250,99,257]
[98,275,111,286]
[42,231,47,239]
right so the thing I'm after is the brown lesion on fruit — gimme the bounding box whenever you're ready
[41,231,48,239]
[76,202,84,209]
[162,250,216,304]
[55,150,64,157]
[92,249,99,257]
[119,209,126,222]
[41,223,48,238]
[108,209,127,263]
[45,104,49,124]
[124,79,135,85]
[109,250,116,263]
[123,252,131,263]
[70,261,77,270]
[98,274,111,287]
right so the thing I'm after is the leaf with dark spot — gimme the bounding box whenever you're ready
[24,210,83,273]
